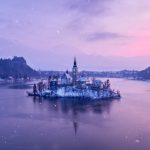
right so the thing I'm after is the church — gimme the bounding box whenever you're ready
[61,57,79,85]
[72,57,78,85]
[29,57,121,100]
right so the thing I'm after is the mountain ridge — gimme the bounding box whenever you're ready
[0,56,38,79]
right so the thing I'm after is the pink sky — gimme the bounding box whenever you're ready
[0,0,150,70]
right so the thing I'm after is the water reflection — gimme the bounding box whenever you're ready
[0,82,32,89]
[32,97,119,134]
[1,79,150,150]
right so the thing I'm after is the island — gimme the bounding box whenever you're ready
[27,58,121,100]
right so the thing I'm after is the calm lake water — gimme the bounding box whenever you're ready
[0,79,150,150]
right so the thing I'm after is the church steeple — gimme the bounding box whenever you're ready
[73,57,77,67]
[72,57,78,85]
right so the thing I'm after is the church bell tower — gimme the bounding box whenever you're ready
[72,57,78,85]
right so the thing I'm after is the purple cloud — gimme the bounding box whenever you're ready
[86,32,126,41]
[66,0,107,15]
[65,0,110,31]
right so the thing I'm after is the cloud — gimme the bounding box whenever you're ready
[65,0,111,31]
[65,0,107,15]
[0,17,14,26]
[0,0,150,71]
[86,32,126,41]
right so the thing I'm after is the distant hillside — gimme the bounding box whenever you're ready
[0,56,38,79]
[80,68,150,80]
[80,70,138,78]
[138,67,150,80]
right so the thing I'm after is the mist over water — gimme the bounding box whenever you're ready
[0,79,150,150]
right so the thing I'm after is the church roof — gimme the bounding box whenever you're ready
[73,57,77,67]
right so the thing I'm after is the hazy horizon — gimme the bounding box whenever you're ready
[1,55,149,72]
[0,0,150,70]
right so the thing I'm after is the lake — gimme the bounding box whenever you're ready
[0,78,150,150]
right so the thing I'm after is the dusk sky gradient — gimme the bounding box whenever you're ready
[0,0,150,71]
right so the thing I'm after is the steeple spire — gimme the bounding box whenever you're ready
[73,57,77,67]
[72,57,78,85]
